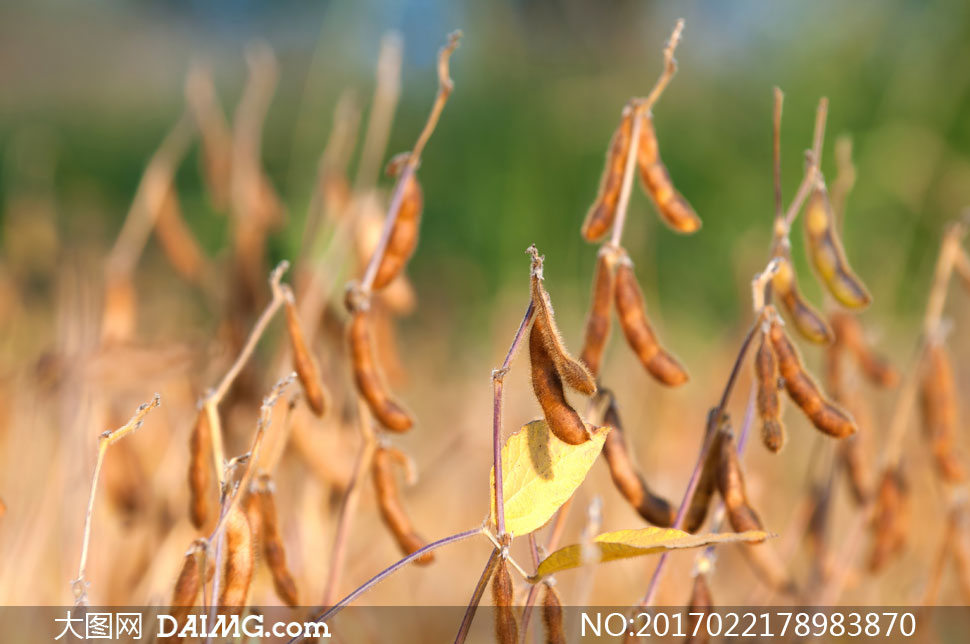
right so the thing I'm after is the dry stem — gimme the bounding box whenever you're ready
[773,97,828,244]
[354,33,403,192]
[321,398,378,606]
[772,87,784,221]
[106,112,195,278]
[72,394,161,605]
[359,30,461,294]
[454,548,502,644]
[203,261,289,483]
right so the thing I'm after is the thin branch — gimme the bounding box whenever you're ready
[492,294,537,537]
[830,136,857,227]
[321,399,378,606]
[641,19,686,114]
[203,261,289,483]
[772,87,784,222]
[954,245,970,293]
[777,98,829,240]
[72,394,161,605]
[354,32,403,192]
[106,113,195,278]
[291,527,481,643]
[454,548,501,644]
[360,31,461,294]
[608,106,644,248]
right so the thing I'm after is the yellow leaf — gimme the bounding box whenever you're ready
[489,419,608,537]
[535,528,771,578]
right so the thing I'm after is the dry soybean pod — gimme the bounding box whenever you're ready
[839,433,871,505]
[685,420,727,533]
[715,430,765,537]
[541,583,566,644]
[685,571,712,644]
[218,503,254,611]
[579,246,617,378]
[254,475,299,607]
[166,539,212,644]
[530,317,589,445]
[830,312,898,388]
[188,407,212,529]
[613,252,688,386]
[530,258,596,395]
[372,152,424,290]
[868,466,908,572]
[492,558,519,644]
[348,307,413,432]
[601,392,674,526]
[754,327,785,453]
[803,179,871,309]
[283,286,328,416]
[919,342,966,483]
[581,104,634,242]
[768,316,856,438]
[771,251,833,345]
[154,184,206,282]
[636,112,702,233]
[372,445,433,564]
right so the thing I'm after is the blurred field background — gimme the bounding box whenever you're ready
[2,0,970,625]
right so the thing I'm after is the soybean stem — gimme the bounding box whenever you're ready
[360,31,460,294]
[493,298,537,537]
[292,527,481,643]
[454,548,502,644]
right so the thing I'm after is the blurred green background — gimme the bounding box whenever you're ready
[2,0,970,341]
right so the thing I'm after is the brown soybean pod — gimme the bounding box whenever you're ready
[166,539,212,644]
[255,477,299,607]
[372,446,433,564]
[171,540,206,607]
[579,248,616,378]
[218,504,254,610]
[636,113,702,234]
[920,343,966,483]
[769,318,857,438]
[715,431,765,537]
[840,434,871,505]
[492,559,519,644]
[869,467,907,572]
[581,105,634,242]
[804,183,871,309]
[829,312,898,387]
[155,185,205,282]
[541,584,566,644]
[685,427,726,533]
[373,158,424,290]
[754,330,785,453]
[771,253,833,345]
[685,573,712,644]
[349,309,413,432]
[284,294,328,417]
[530,319,589,445]
[531,270,596,395]
[601,395,674,526]
[188,408,212,529]
[613,256,688,386]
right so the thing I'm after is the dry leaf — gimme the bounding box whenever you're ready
[489,419,608,537]
[535,527,770,578]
